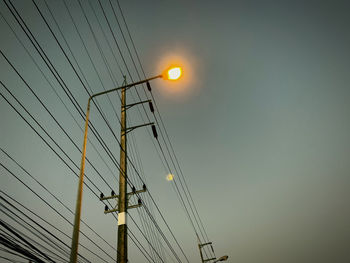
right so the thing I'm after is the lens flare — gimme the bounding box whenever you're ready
[167,67,182,80]
[166,173,174,181]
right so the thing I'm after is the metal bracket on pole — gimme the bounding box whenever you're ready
[100,193,119,201]
[127,203,142,210]
[203,258,216,262]
[122,122,154,136]
[122,100,151,111]
[100,185,147,214]
[198,239,217,263]
[127,186,147,197]
[105,207,119,214]
[199,242,212,248]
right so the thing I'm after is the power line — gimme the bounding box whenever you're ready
[0,7,120,192]
[1,209,69,262]
[0,94,160,261]
[0,247,33,262]
[0,147,115,255]
[0,161,114,262]
[26,2,189,256]
[0,235,45,263]
[0,83,172,262]
[0,190,92,263]
[0,219,53,262]
[115,0,216,258]
[1,0,204,262]
[1,52,169,263]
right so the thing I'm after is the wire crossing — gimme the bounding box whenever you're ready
[0,0,220,262]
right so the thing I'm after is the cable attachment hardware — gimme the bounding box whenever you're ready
[100,185,148,214]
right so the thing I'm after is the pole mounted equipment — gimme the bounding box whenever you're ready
[70,66,183,263]
[198,241,216,263]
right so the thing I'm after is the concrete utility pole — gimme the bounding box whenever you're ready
[117,82,128,263]
[70,66,181,263]
[99,78,154,263]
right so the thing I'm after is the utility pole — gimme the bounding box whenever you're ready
[117,80,128,263]
[99,78,156,263]
[197,234,216,263]
[69,71,168,263]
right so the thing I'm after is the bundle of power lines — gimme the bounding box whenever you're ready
[0,0,215,262]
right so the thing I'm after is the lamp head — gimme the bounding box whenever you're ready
[163,66,182,80]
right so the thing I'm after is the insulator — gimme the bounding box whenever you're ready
[142,184,147,191]
[146,81,151,91]
[138,199,142,205]
[151,125,158,139]
[132,186,136,193]
[111,190,115,196]
[149,101,154,113]
[104,205,108,211]
[100,193,104,199]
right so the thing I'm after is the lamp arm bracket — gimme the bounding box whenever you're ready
[203,258,216,262]
[122,100,151,111]
[122,122,154,135]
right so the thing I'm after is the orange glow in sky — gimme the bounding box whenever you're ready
[155,51,199,101]
[166,67,182,80]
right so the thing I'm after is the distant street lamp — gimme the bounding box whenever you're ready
[213,255,229,262]
[70,67,182,263]
[197,237,228,263]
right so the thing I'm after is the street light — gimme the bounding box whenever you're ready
[197,237,228,263]
[70,67,182,263]
[213,255,229,262]
[165,66,182,80]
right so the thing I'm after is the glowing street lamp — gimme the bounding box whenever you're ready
[70,66,182,263]
[164,66,182,80]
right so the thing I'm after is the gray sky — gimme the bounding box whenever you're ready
[1,0,350,262]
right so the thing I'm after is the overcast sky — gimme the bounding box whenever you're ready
[1,0,350,262]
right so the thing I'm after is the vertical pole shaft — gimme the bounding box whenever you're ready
[70,100,90,263]
[198,244,204,263]
[117,85,127,263]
